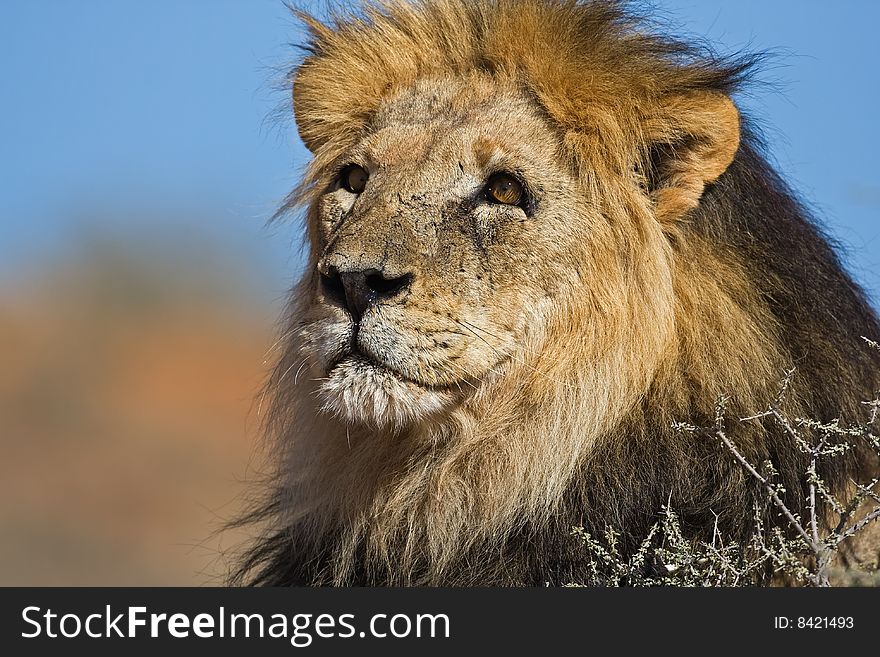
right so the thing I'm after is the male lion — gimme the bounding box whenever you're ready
[236,0,880,585]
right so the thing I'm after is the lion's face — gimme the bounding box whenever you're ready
[295,77,610,428]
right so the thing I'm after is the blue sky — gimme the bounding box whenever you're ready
[1,1,878,301]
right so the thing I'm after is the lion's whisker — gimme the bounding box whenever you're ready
[277,355,310,386]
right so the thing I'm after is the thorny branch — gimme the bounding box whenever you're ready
[572,339,880,587]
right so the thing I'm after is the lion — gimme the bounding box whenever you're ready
[234,0,880,585]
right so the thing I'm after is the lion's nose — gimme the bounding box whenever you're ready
[321,266,413,320]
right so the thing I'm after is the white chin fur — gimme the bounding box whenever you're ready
[318,357,451,429]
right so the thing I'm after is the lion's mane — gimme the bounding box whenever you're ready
[234,0,880,585]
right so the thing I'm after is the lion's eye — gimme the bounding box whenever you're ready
[340,164,369,194]
[486,173,524,206]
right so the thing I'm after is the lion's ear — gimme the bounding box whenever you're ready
[641,92,740,223]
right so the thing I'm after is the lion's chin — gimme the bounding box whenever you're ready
[317,355,454,429]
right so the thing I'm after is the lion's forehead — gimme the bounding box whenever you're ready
[361,78,559,173]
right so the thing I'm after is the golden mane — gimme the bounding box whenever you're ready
[234,0,880,586]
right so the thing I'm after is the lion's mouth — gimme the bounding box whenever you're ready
[328,351,436,390]
[318,312,508,395]
[316,330,507,426]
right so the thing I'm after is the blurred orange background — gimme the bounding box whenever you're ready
[0,229,287,585]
